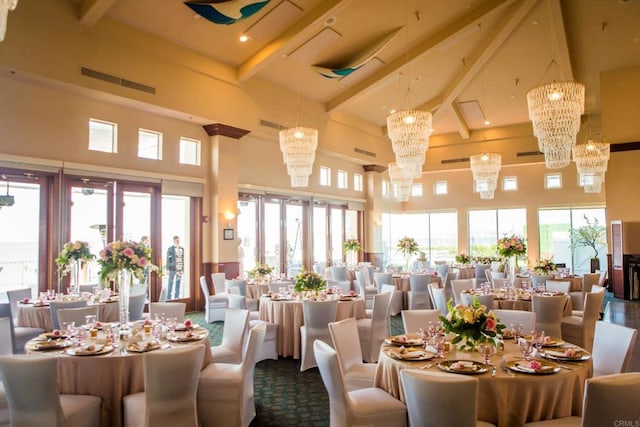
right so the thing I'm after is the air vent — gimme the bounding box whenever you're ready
[354,147,376,158]
[260,119,285,131]
[80,67,156,95]
[441,157,470,164]
[516,151,543,157]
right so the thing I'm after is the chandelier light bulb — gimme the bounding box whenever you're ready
[547,91,563,101]
[294,130,304,139]
[403,115,416,125]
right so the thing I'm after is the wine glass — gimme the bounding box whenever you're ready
[518,338,534,361]
[433,333,446,358]
[481,343,495,365]
[166,317,177,338]
[531,330,546,353]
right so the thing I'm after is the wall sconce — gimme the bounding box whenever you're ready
[223,211,236,227]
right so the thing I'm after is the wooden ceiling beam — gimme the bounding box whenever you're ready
[78,0,117,26]
[237,0,355,82]
[325,0,515,113]
[547,0,573,81]
[451,101,471,139]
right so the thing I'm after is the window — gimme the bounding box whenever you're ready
[545,173,562,189]
[503,176,518,191]
[337,170,348,189]
[320,167,331,186]
[382,179,389,196]
[138,129,162,160]
[434,181,447,195]
[411,183,423,197]
[353,173,363,192]
[468,208,527,257]
[179,137,201,166]
[88,119,117,153]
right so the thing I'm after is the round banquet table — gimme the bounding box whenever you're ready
[392,274,442,309]
[514,276,583,292]
[25,328,213,427]
[375,339,592,427]
[491,293,573,317]
[17,301,120,331]
[258,296,366,358]
[246,283,269,299]
[450,266,476,279]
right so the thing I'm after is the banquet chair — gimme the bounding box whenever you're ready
[357,292,392,363]
[328,318,377,392]
[197,323,266,427]
[6,289,32,323]
[491,278,510,289]
[531,274,551,290]
[401,309,441,334]
[374,273,393,294]
[57,306,99,328]
[225,280,258,312]
[0,355,101,426]
[484,269,492,283]
[592,321,638,376]
[313,340,407,427]
[326,279,351,295]
[462,293,494,310]
[532,295,567,338]
[149,302,186,322]
[589,285,607,317]
[0,303,44,354]
[436,264,448,280]
[200,275,228,323]
[474,264,490,285]
[128,293,146,322]
[355,270,377,310]
[78,284,97,294]
[226,295,277,362]
[560,290,605,351]
[399,369,495,427]
[492,271,505,280]
[407,274,432,310]
[210,308,250,364]
[381,284,402,316]
[0,318,9,426]
[570,273,599,313]
[450,279,474,305]
[596,270,607,286]
[492,309,536,333]
[267,281,289,294]
[524,373,640,427]
[158,287,168,303]
[300,299,338,371]
[124,346,203,427]
[49,300,88,331]
[545,281,570,294]
[444,269,458,301]
[331,266,348,281]
[429,285,449,316]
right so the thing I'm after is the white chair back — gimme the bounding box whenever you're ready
[581,291,606,351]
[200,275,211,299]
[227,293,247,309]
[210,273,227,295]
[400,369,480,427]
[492,278,510,289]
[313,340,351,425]
[593,321,638,376]
[328,318,365,376]
[492,271,505,279]
[450,279,474,305]
[429,285,448,316]
[408,274,431,310]
[49,300,88,330]
[492,309,536,332]
[374,273,393,293]
[485,268,493,283]
[596,270,607,286]
[57,306,99,327]
[158,287,168,302]
[149,302,186,322]
[531,274,551,289]
[303,300,338,330]
[0,317,12,356]
[436,264,448,279]
[326,280,351,294]
[225,279,248,297]
[474,264,490,285]
[331,266,348,281]
[532,295,567,338]
[212,308,250,363]
[129,293,146,321]
[368,292,392,355]
[358,266,372,285]
[268,280,292,294]
[444,269,458,301]
[461,293,493,310]
[143,346,204,426]
[6,288,32,322]
[582,273,600,294]
[401,309,441,334]
[546,280,570,293]
[583,373,640,427]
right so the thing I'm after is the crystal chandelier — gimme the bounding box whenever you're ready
[573,140,610,193]
[388,162,414,202]
[0,0,17,42]
[387,109,432,169]
[470,153,501,199]
[279,126,318,187]
[527,81,585,169]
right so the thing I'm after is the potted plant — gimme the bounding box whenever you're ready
[569,215,606,273]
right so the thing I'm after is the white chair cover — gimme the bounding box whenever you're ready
[210,308,250,364]
[400,369,494,427]
[225,280,258,311]
[532,295,567,338]
[592,321,638,376]
[451,279,474,306]
[57,306,100,327]
[300,300,338,371]
[124,346,203,427]
[313,340,407,427]
[492,278,510,289]
[200,276,227,323]
[49,300,88,331]
[531,274,552,290]
[561,291,605,351]
[461,293,494,310]
[474,265,490,285]
[492,309,536,333]
[444,269,458,301]
[6,289,31,323]
[210,273,227,295]
[545,281,570,293]
[326,280,351,294]
[328,318,377,392]
[149,302,186,322]
[0,317,9,425]
[429,285,449,316]
[407,274,432,310]
[381,284,402,316]
[356,292,392,363]
[0,303,44,355]
[331,266,348,281]
[198,323,266,427]
[0,355,100,426]
[401,309,441,334]
[374,273,393,293]
[355,270,377,310]
[268,280,292,294]
[129,293,146,321]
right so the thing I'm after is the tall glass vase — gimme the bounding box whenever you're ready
[71,260,80,296]
[508,256,519,280]
[117,269,131,336]
[346,250,357,268]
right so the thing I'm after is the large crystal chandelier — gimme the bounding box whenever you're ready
[388,162,414,202]
[0,0,18,42]
[527,81,585,169]
[470,153,501,200]
[387,109,432,169]
[279,126,318,187]
[573,140,610,194]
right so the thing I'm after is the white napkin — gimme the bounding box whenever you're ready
[402,350,427,359]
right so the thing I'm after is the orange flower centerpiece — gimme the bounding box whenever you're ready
[439,295,505,351]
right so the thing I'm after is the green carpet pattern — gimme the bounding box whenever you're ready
[188,312,405,426]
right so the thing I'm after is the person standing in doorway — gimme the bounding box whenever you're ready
[166,236,184,299]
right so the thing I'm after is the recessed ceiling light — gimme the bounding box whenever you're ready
[389,109,397,114]
[193,14,201,20]
[239,34,249,43]
[531,19,539,25]
[411,75,422,83]
[325,16,337,26]
[484,120,491,126]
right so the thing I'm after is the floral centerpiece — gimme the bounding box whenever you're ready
[343,239,361,252]
[455,253,471,265]
[98,239,155,282]
[250,263,273,281]
[397,236,419,256]
[55,240,95,278]
[294,269,326,294]
[496,234,527,258]
[439,295,505,351]
[533,258,557,275]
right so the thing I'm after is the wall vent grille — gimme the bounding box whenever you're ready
[354,147,376,158]
[80,67,156,95]
[441,157,470,164]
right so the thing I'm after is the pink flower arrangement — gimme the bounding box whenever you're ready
[496,234,527,258]
[440,295,505,351]
[98,239,157,281]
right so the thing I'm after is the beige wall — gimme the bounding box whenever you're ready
[601,67,640,144]
[606,151,640,253]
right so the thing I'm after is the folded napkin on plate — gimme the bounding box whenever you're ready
[514,362,555,373]
[451,361,477,370]
[402,350,426,358]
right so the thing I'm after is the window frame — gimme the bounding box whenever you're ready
[179,137,202,166]
[137,128,163,160]
[88,118,118,153]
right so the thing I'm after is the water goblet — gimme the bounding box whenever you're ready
[62,321,75,337]
[85,314,97,329]
[518,338,534,361]
[47,289,56,299]
[531,330,546,353]
[152,323,163,342]
[166,317,177,338]
[514,323,524,340]
[433,333,446,358]
[481,343,495,365]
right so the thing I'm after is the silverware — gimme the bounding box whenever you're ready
[502,367,516,377]
[420,363,433,370]
[491,366,497,377]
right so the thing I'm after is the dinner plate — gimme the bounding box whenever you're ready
[385,347,434,361]
[127,341,162,353]
[40,332,68,340]
[174,323,200,331]
[542,349,591,362]
[27,340,73,351]
[506,359,560,374]
[338,296,355,301]
[66,344,113,356]
[385,335,424,347]
[437,360,489,375]
[166,332,207,342]
[524,336,564,347]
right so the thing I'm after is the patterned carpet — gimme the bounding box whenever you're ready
[188,312,405,427]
